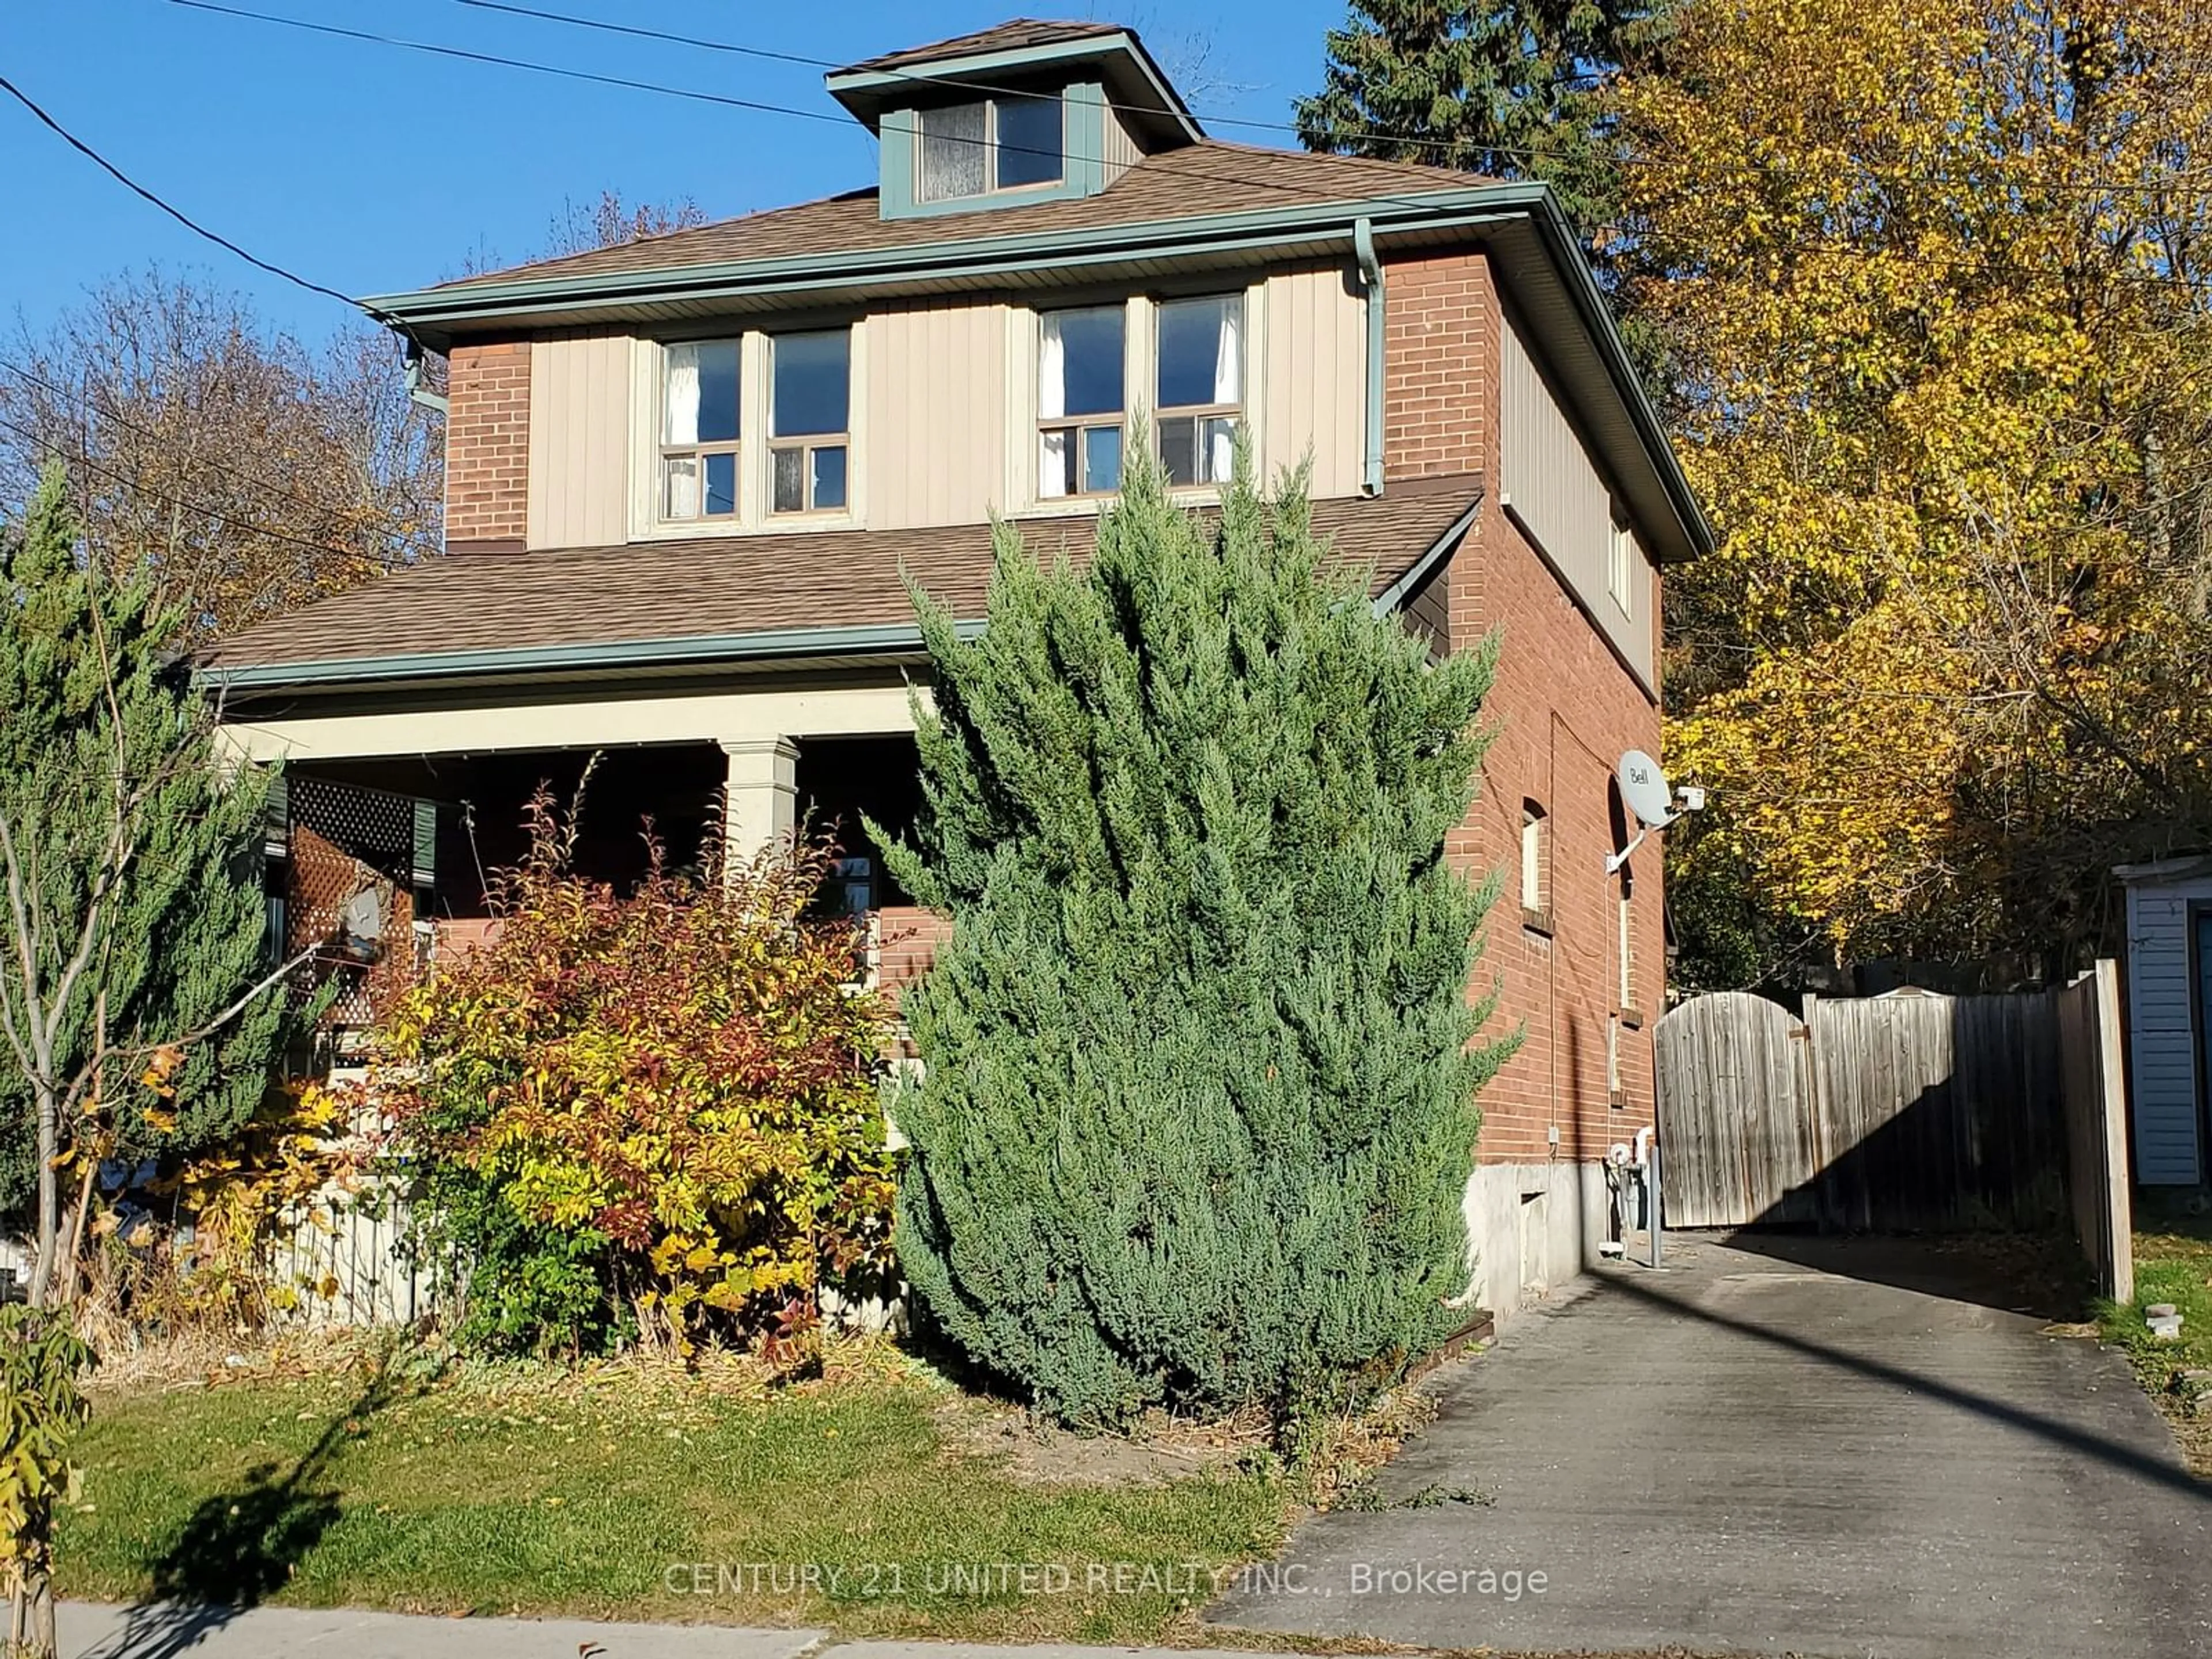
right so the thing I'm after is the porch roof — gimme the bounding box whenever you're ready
[203,482,1481,693]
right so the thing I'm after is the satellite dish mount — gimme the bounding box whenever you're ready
[1605,749,1704,875]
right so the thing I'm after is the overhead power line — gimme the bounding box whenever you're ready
[168,1,858,130]
[162,0,2212,300]
[452,0,2212,202]
[158,0,1603,255]
[0,408,397,571]
[0,358,393,525]
[0,71,380,321]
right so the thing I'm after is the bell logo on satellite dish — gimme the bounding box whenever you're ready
[1605,749,1706,874]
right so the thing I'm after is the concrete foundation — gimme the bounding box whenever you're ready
[1461,1160,1615,1325]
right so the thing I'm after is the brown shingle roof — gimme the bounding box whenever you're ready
[835,20,1125,75]
[434,143,1492,293]
[207,484,1481,679]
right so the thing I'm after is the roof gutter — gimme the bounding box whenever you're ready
[1353,217,1385,498]
[199,618,975,695]
[353,179,1713,559]
[362,188,1526,328]
[1512,192,1718,559]
[403,338,447,416]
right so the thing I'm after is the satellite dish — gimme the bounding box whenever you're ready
[1616,749,1674,829]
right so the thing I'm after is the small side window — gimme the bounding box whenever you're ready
[1521,801,1551,933]
[1608,510,1635,620]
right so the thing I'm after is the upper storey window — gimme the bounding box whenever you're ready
[1039,305,1124,498]
[661,340,742,521]
[1156,294,1243,486]
[770,329,851,514]
[918,91,1065,202]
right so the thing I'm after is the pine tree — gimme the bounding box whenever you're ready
[0,469,289,1298]
[882,453,1514,1430]
[1295,1,1677,245]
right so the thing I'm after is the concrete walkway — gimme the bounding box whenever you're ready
[1207,1235,2212,1659]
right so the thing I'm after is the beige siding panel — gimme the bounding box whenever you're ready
[1499,317,1654,687]
[869,300,1009,529]
[527,332,632,550]
[1260,263,1363,500]
[1100,104,1143,186]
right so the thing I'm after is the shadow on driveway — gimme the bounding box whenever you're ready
[1207,1236,2212,1659]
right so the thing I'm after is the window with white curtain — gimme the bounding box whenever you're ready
[1156,294,1243,486]
[918,92,1065,202]
[660,340,741,521]
[769,329,850,514]
[1037,305,1125,498]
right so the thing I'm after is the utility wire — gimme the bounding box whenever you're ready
[161,0,1595,238]
[454,0,2212,203]
[0,71,397,325]
[0,358,406,525]
[0,408,402,571]
[164,0,2212,300]
[169,1,859,130]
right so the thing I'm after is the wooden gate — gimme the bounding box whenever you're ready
[1653,991,1817,1228]
[1654,971,2135,1296]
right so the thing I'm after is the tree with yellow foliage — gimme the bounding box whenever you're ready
[1620,0,2212,976]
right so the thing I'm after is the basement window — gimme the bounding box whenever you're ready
[918,91,1066,202]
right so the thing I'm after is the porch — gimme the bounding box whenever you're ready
[226,675,946,1035]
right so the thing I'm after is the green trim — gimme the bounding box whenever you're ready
[882,82,1106,222]
[1066,82,1107,197]
[361,180,1714,562]
[1353,217,1385,498]
[1369,498,1483,619]
[201,619,977,694]
[363,188,1515,317]
[825,32,1201,142]
[1514,198,1717,559]
[880,107,918,218]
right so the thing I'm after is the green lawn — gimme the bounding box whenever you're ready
[56,1348,1290,1643]
[2099,1200,2212,1471]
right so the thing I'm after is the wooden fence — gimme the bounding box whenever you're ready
[1656,964,2134,1297]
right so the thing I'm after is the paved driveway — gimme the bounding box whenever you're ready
[1208,1236,2212,1659]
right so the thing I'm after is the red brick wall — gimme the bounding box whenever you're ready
[445,339,531,550]
[1384,252,1490,482]
[1420,248,1666,1166]
[876,905,950,1001]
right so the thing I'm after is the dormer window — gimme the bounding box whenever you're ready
[918,91,1065,202]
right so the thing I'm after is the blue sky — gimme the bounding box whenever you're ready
[2,1,1355,344]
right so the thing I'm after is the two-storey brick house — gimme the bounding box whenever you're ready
[207,20,1711,1322]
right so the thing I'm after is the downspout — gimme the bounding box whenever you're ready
[1354,216,1385,497]
[403,336,448,417]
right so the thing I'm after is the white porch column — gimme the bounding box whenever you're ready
[720,736,799,861]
